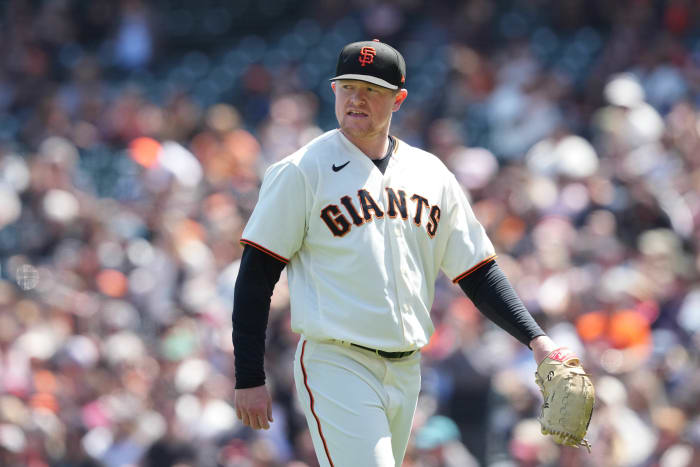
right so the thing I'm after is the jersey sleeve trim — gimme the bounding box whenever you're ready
[240,239,290,264]
[452,254,497,283]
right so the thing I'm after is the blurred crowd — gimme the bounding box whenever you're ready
[1,0,700,466]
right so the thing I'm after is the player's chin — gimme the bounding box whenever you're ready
[340,119,372,135]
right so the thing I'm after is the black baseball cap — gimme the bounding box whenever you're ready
[330,39,406,90]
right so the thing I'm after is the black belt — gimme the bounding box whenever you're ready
[350,343,417,359]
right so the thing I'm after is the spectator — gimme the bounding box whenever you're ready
[0,1,698,465]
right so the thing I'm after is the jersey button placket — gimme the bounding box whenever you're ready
[380,176,407,345]
[396,228,417,347]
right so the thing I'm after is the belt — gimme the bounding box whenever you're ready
[350,343,417,359]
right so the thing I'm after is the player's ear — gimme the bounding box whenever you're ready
[331,81,337,93]
[392,89,408,111]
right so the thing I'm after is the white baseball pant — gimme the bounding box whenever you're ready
[293,338,421,467]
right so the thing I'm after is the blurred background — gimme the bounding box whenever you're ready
[0,0,699,466]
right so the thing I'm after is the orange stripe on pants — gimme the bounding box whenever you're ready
[300,340,335,467]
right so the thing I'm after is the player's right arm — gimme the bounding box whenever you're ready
[232,159,308,430]
[232,245,286,429]
[234,382,274,430]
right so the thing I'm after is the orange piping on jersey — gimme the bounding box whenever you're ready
[392,136,400,154]
[240,239,289,264]
[452,254,497,283]
[300,340,335,467]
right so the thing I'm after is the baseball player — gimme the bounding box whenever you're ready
[232,40,588,466]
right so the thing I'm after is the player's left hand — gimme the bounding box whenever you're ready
[535,348,595,452]
[234,384,274,430]
[530,335,557,364]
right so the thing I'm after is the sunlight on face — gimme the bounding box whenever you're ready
[333,80,405,142]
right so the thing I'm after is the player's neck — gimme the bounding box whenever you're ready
[340,130,391,160]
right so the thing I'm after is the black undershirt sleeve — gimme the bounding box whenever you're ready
[458,260,546,348]
[232,245,286,389]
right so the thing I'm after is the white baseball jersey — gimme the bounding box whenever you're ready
[241,129,495,351]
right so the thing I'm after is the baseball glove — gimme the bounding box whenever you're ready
[535,348,594,452]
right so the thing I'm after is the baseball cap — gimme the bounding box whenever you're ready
[330,39,406,90]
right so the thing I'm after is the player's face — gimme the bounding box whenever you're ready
[333,80,407,141]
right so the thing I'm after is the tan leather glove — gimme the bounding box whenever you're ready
[535,348,595,452]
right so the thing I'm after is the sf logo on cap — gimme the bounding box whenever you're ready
[358,47,376,66]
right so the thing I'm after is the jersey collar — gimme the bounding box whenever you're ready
[335,129,399,171]
[335,129,384,170]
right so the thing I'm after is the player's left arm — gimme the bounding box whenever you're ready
[442,172,594,448]
[457,259,550,356]
[440,172,556,359]
[458,259,595,450]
